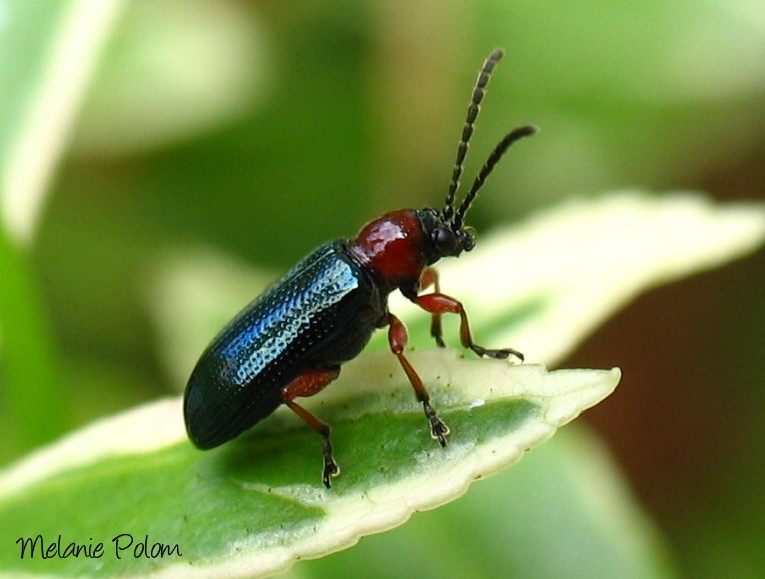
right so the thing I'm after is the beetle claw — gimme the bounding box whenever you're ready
[431,421,449,447]
[322,438,340,488]
[322,460,340,488]
[423,401,450,447]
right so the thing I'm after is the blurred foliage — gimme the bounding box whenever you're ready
[1,0,764,577]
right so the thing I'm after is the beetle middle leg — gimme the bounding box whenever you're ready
[388,313,450,446]
[412,292,524,362]
[419,267,445,348]
[281,367,341,488]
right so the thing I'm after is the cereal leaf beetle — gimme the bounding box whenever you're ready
[184,48,536,487]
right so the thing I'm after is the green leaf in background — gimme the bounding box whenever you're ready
[0,225,61,451]
[0,0,125,242]
[0,351,619,577]
[71,0,265,155]
[0,0,125,453]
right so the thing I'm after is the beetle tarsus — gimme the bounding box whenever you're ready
[423,401,450,447]
[471,344,524,362]
[322,437,340,488]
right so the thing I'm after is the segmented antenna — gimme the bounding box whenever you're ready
[442,48,504,224]
[453,125,537,229]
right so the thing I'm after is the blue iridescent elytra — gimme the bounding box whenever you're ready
[184,241,387,449]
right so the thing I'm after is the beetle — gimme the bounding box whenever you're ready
[184,48,536,487]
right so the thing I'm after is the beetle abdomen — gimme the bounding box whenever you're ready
[184,241,385,449]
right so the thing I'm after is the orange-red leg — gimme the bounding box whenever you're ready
[281,367,341,487]
[388,313,449,446]
[419,267,445,347]
[412,292,524,361]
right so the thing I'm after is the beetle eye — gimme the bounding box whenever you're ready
[433,227,458,254]
[460,229,476,252]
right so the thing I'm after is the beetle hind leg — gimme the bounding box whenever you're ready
[281,368,342,488]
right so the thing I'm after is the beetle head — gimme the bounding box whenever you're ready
[416,207,475,264]
[349,49,535,295]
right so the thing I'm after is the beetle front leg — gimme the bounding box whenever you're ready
[412,293,524,362]
[387,313,449,446]
[281,368,341,487]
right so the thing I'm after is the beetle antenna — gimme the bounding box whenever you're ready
[453,125,537,230]
[443,48,504,224]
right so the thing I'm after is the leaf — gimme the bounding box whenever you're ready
[0,350,618,577]
[291,425,678,579]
